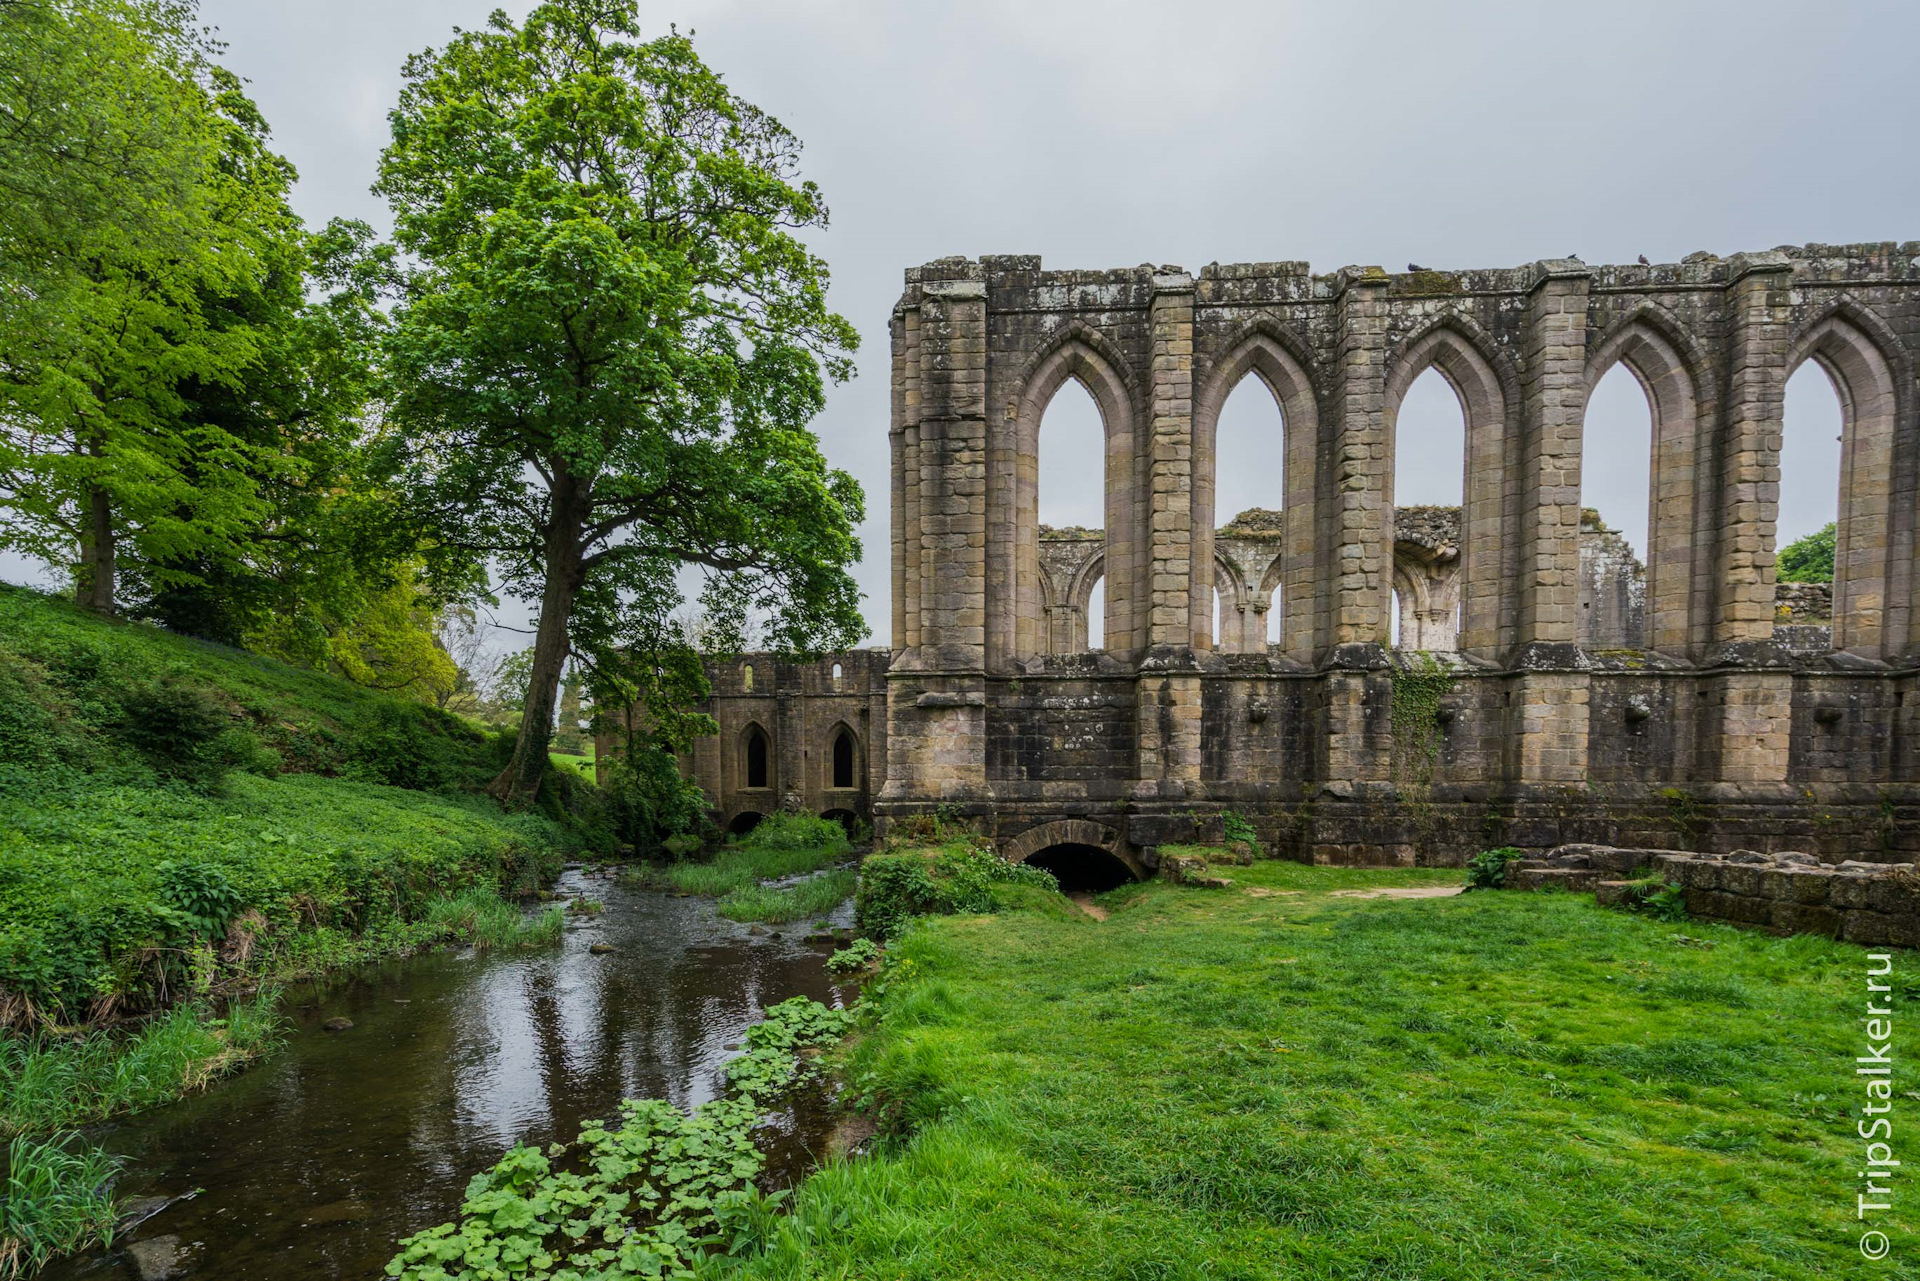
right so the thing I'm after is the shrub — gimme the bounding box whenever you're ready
[1777,522,1835,583]
[1464,847,1525,892]
[736,812,850,856]
[856,845,1058,941]
[116,676,230,785]
[595,748,713,851]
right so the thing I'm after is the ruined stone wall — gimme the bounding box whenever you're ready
[598,649,889,833]
[632,244,1920,869]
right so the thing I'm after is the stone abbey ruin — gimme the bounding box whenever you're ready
[616,244,1920,882]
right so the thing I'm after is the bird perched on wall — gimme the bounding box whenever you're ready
[1638,254,1651,265]
[1407,262,1430,272]
[1567,253,1582,262]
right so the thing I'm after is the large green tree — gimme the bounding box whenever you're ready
[0,1,418,638]
[376,1,865,805]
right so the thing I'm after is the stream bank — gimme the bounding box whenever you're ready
[40,867,855,1280]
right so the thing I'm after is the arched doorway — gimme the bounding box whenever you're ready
[820,808,859,838]
[1024,843,1136,893]
[728,810,765,836]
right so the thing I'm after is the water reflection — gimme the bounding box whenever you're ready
[45,869,854,1280]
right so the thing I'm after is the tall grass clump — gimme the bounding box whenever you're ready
[1,1133,120,1279]
[0,993,283,1137]
[718,870,860,924]
[420,889,565,951]
[633,812,854,902]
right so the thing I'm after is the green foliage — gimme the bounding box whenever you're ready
[717,871,858,925]
[1619,877,1690,923]
[374,1,866,801]
[733,813,851,856]
[1221,810,1264,858]
[0,772,563,1025]
[0,585,505,794]
[632,817,850,899]
[0,993,281,1137]
[0,1,411,627]
[1389,655,1456,794]
[595,749,714,851]
[826,938,880,975]
[1777,522,1835,584]
[712,861,1892,1280]
[115,676,232,786]
[1,1132,121,1280]
[420,890,566,952]
[1464,846,1525,892]
[385,997,853,1281]
[855,843,1059,941]
[155,859,241,940]
[0,589,585,1025]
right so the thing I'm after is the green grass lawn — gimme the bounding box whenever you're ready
[718,859,1915,1280]
[550,743,596,781]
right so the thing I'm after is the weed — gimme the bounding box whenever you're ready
[1,1133,120,1280]
[1617,876,1689,923]
[1463,846,1524,891]
[0,994,283,1137]
[1221,810,1263,859]
[826,938,880,974]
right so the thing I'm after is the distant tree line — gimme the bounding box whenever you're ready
[0,0,866,806]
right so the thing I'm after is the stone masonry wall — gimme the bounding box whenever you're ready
[626,244,1920,872]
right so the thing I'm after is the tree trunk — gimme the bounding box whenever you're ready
[489,486,587,807]
[75,483,116,615]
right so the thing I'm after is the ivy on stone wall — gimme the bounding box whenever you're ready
[1389,654,1456,796]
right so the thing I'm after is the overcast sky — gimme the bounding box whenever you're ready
[7,0,1913,646]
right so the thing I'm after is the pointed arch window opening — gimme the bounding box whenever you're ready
[831,729,855,789]
[1779,361,1844,572]
[744,725,769,790]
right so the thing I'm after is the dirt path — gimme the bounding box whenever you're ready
[1066,891,1110,920]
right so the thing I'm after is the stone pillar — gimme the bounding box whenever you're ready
[1146,272,1196,649]
[1317,269,1393,792]
[1705,253,1794,787]
[1509,262,1592,785]
[882,268,993,809]
[1134,273,1203,798]
[1716,252,1793,648]
[776,670,806,814]
[889,311,910,654]
[1325,267,1391,650]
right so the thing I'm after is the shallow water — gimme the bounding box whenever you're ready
[44,867,856,1280]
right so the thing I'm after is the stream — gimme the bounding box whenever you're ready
[42,867,857,1280]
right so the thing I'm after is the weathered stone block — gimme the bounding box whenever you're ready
[1843,911,1896,946]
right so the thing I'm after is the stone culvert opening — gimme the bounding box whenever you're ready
[727,811,765,836]
[1024,843,1137,893]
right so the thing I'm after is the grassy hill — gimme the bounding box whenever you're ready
[0,584,575,1030]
